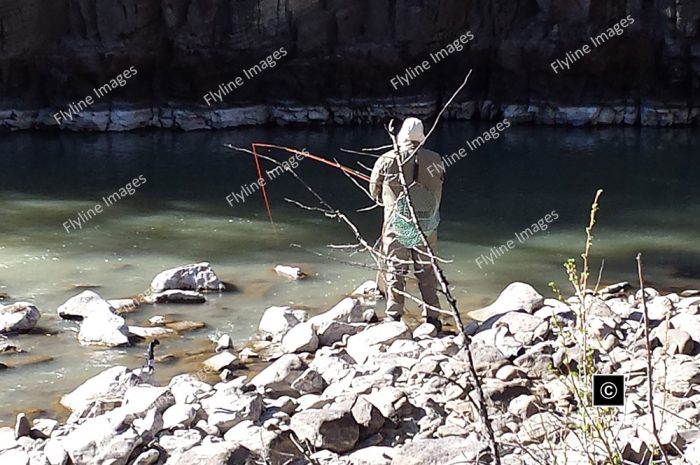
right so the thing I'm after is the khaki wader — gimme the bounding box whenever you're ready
[369,144,445,319]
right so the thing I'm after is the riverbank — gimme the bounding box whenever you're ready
[1,264,699,464]
[1,101,699,131]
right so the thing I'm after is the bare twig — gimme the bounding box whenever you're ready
[636,253,672,465]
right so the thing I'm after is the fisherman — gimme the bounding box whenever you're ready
[145,339,160,374]
[370,118,445,330]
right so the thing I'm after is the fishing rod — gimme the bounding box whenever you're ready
[226,143,372,227]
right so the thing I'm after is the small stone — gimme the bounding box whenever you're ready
[203,351,239,372]
[274,264,306,280]
[413,322,437,338]
[508,394,539,418]
[215,334,233,352]
[239,348,259,360]
[14,413,30,439]
[149,315,166,326]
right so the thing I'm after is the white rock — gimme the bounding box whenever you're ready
[282,322,319,353]
[0,302,41,334]
[251,354,306,395]
[31,418,58,439]
[351,280,380,296]
[128,326,174,338]
[158,428,203,456]
[238,348,259,360]
[122,385,174,415]
[316,320,365,346]
[413,322,437,338]
[201,392,263,433]
[203,352,239,372]
[162,403,198,429]
[470,282,544,321]
[290,408,359,453]
[215,334,233,352]
[150,262,224,293]
[61,411,141,465]
[168,374,213,405]
[107,299,139,314]
[60,366,141,412]
[131,449,160,465]
[149,315,166,326]
[346,321,411,364]
[145,290,206,304]
[78,310,130,347]
[0,449,29,465]
[258,306,300,341]
[57,290,115,320]
[44,439,68,465]
[274,264,306,279]
[345,446,395,465]
[308,298,365,327]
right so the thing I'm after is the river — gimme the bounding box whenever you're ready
[1,123,698,425]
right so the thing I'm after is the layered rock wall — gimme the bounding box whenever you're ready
[1,0,699,129]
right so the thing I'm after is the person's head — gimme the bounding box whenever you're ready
[397,118,426,147]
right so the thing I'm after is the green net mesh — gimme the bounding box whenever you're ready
[391,185,440,248]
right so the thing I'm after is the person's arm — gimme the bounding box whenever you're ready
[369,156,386,204]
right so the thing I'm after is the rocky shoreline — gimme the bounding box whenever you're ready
[1,263,700,464]
[2,100,700,132]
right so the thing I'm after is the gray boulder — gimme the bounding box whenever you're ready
[201,392,263,432]
[61,410,141,465]
[166,441,253,465]
[251,354,307,395]
[150,262,224,293]
[282,322,319,353]
[308,297,365,326]
[290,408,359,453]
[390,436,488,465]
[0,302,40,334]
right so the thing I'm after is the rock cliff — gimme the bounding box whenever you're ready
[1,0,699,129]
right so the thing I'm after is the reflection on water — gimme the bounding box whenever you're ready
[0,124,699,424]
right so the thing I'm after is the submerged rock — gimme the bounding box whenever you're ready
[274,264,306,280]
[150,262,225,293]
[144,290,206,304]
[0,302,41,334]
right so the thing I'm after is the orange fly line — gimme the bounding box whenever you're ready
[250,143,371,227]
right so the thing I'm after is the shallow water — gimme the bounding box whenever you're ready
[1,124,699,425]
